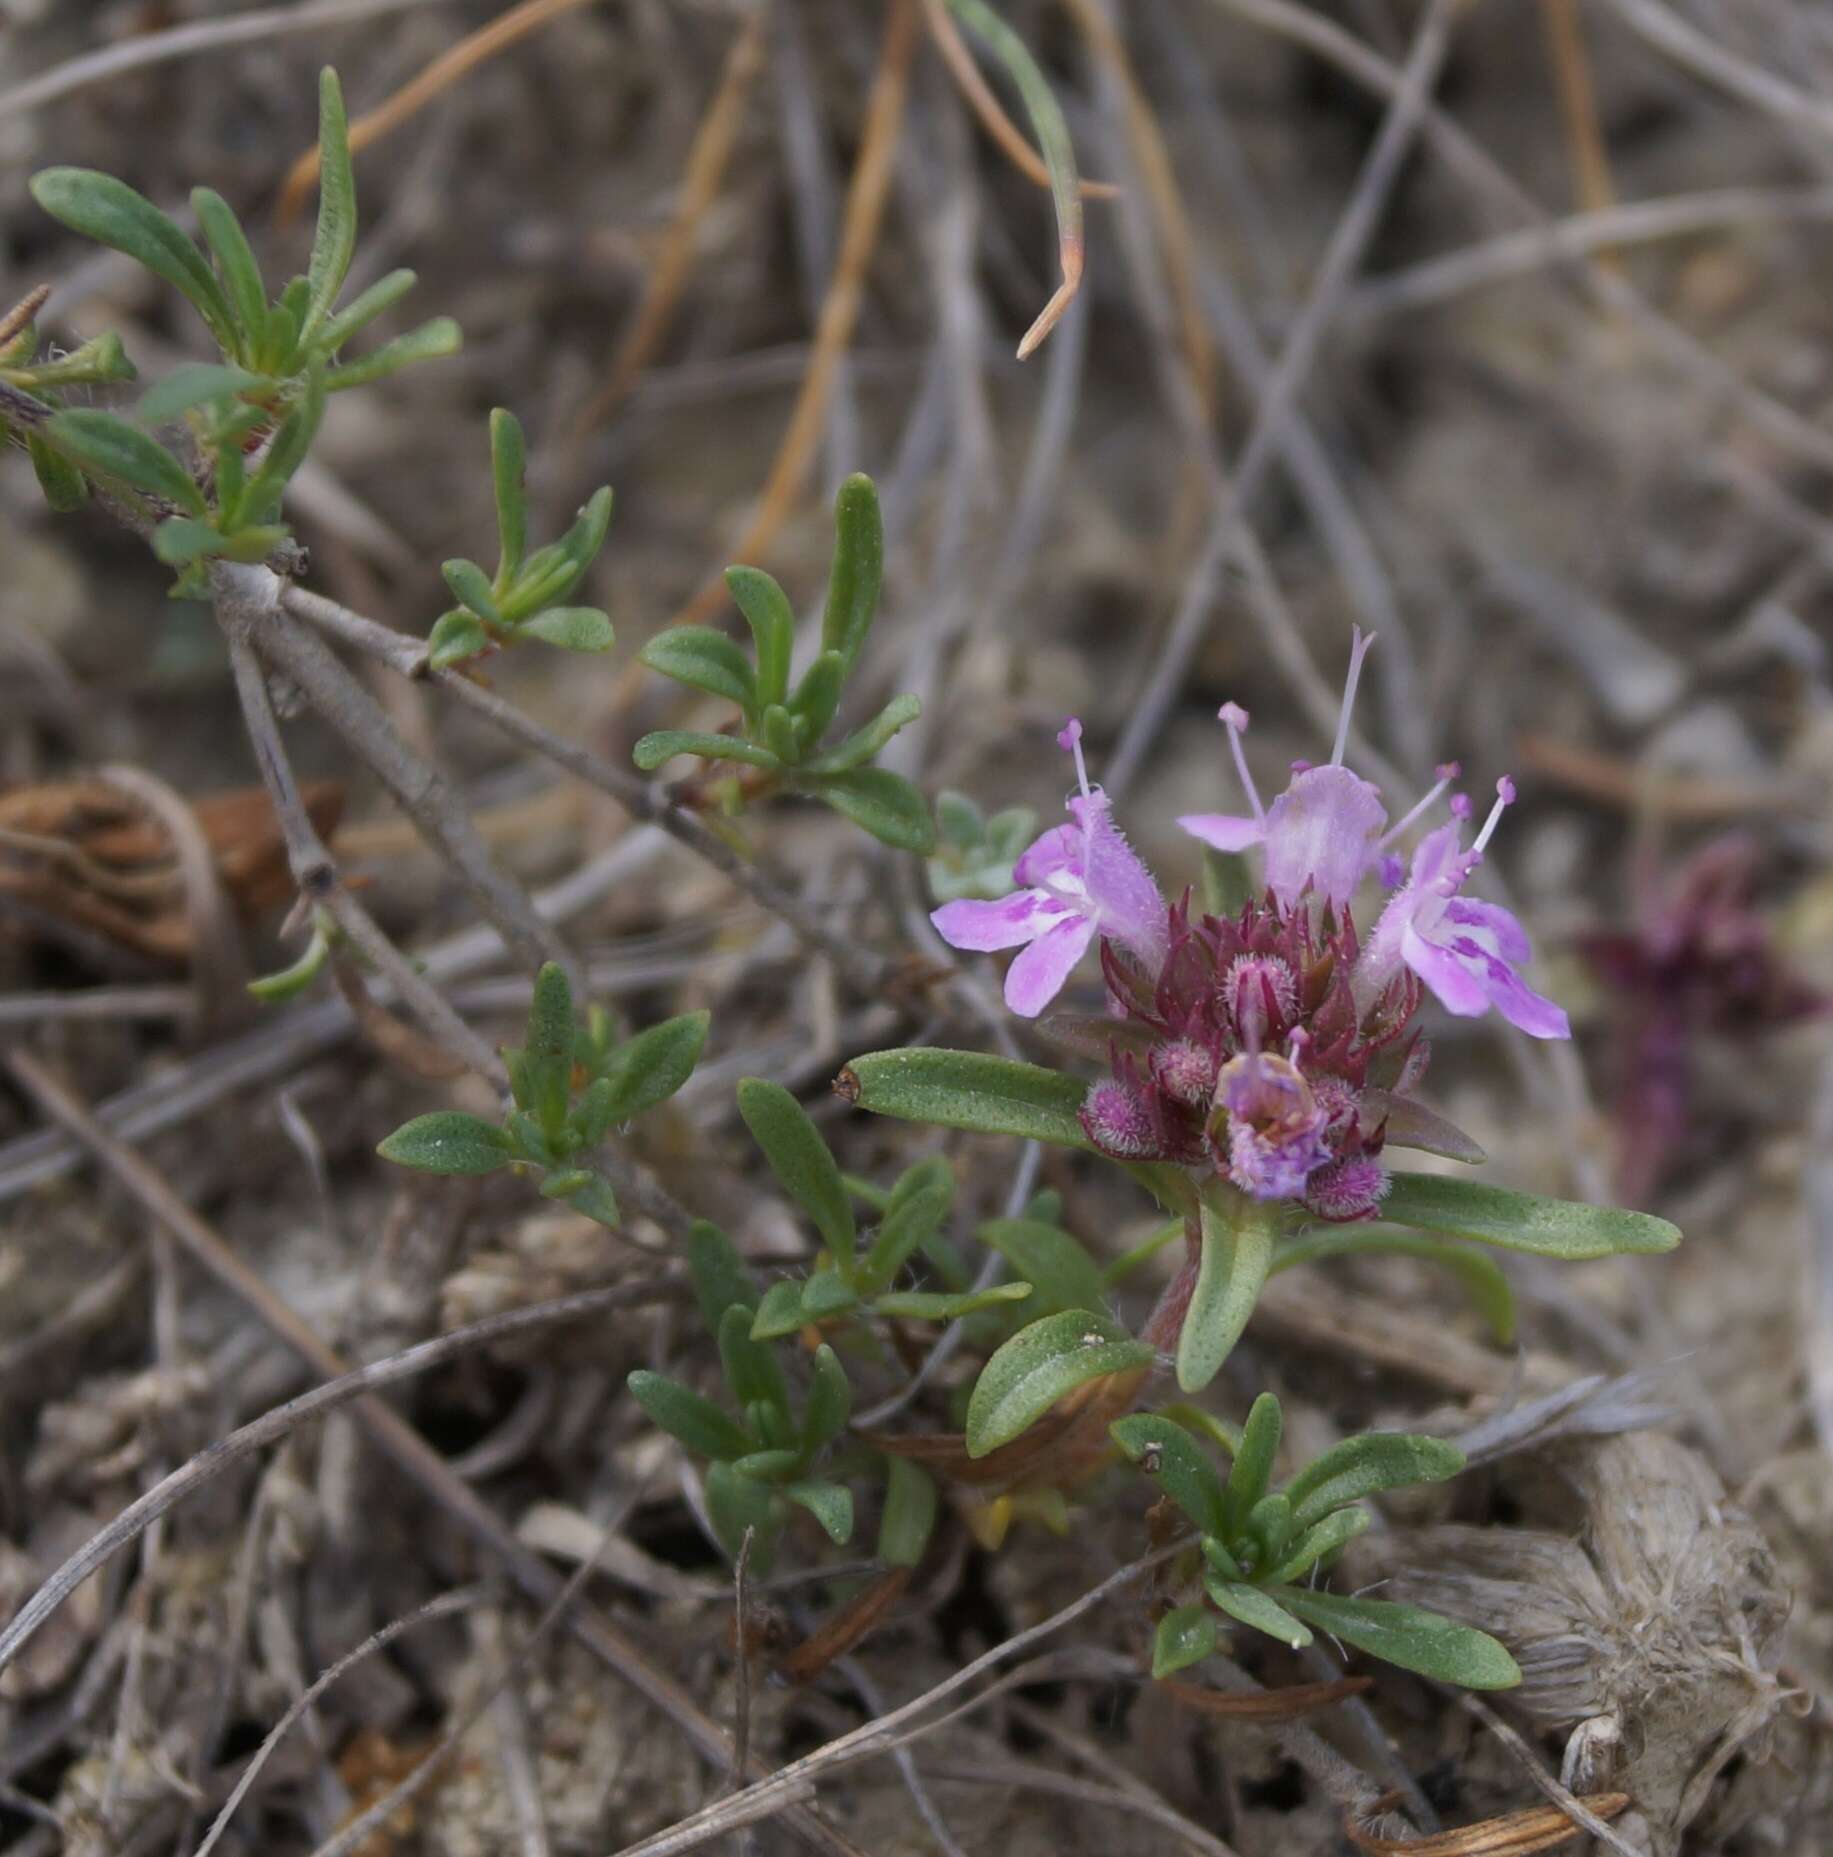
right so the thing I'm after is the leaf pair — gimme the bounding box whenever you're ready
[634,476,933,852]
[736,1082,1032,1335]
[377,962,707,1230]
[1111,1404,1519,1691]
[425,410,615,667]
[837,1047,1679,1247]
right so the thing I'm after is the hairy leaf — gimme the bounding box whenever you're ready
[375,1111,511,1175]
[1111,1412,1229,1539]
[1383,1172,1681,1260]
[737,1079,855,1270]
[837,1048,1091,1150]
[1270,1588,1521,1689]
[965,1309,1152,1458]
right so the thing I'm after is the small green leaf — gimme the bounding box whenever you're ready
[1224,1392,1282,1539]
[688,1220,755,1330]
[810,768,935,853]
[1383,1172,1682,1260]
[732,1445,796,1484]
[799,1271,859,1321]
[137,363,266,425]
[935,791,985,851]
[151,518,234,567]
[522,961,575,1140]
[801,1343,851,1450]
[887,1156,955,1217]
[323,316,460,391]
[785,1481,854,1545]
[640,626,758,714]
[760,703,803,766]
[28,434,89,512]
[376,1111,511,1176]
[801,694,922,774]
[750,1278,808,1341]
[236,364,324,522]
[737,1078,855,1270]
[1110,1413,1229,1539]
[965,1309,1152,1458]
[1242,1493,1293,1571]
[820,473,883,674]
[45,409,204,514]
[1268,1588,1521,1690]
[543,1168,619,1229]
[791,648,845,743]
[32,168,234,346]
[247,918,331,1002]
[542,485,613,589]
[724,565,794,709]
[1152,1604,1219,1679]
[861,1177,954,1290]
[633,731,780,773]
[1202,1575,1312,1651]
[427,609,491,668]
[870,1282,1032,1321]
[838,1048,1091,1149]
[627,1370,754,1460]
[1271,1228,1516,1346]
[442,558,501,624]
[1284,1433,1465,1533]
[301,68,357,342]
[13,331,135,389]
[705,1461,782,1567]
[1176,1188,1280,1393]
[315,266,417,353]
[520,605,614,652]
[489,407,527,579]
[589,1010,709,1129]
[718,1303,789,1421]
[878,1457,937,1568]
[1200,1535,1245,1581]
[191,187,268,341]
[1265,1506,1369,1585]
[978,1216,1107,1320]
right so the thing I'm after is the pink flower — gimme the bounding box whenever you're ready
[1180,631,1389,910]
[931,721,1166,1018]
[1358,780,1570,1040]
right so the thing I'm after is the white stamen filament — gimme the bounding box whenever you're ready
[1065,723,1092,804]
[1221,706,1266,824]
[1378,773,1453,849]
[1471,778,1514,855]
[1330,628,1376,767]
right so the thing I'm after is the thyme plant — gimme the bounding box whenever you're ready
[2,61,1683,1705]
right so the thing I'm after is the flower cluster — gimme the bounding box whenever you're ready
[931,631,1569,1220]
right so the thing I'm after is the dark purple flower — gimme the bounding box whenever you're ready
[1214,1052,1331,1200]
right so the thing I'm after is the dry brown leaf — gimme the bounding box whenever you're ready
[1347,1792,1631,1855]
